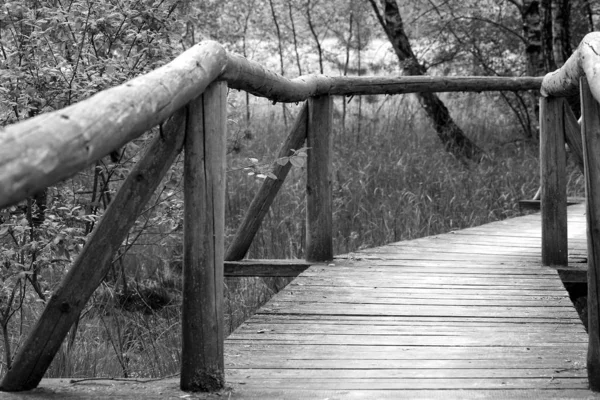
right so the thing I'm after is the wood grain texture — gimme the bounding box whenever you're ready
[540,96,568,266]
[0,108,187,392]
[581,77,600,391]
[1,41,544,210]
[306,96,333,262]
[222,203,590,396]
[224,260,312,277]
[180,82,226,391]
[223,51,543,102]
[542,32,600,98]
[21,206,590,398]
[563,98,585,172]
[0,41,226,209]
[225,103,308,261]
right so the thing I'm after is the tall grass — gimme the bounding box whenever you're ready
[1,91,586,379]
[227,91,584,259]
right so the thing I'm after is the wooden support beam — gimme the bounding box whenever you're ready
[0,109,187,392]
[581,77,600,392]
[563,98,585,173]
[518,197,584,211]
[224,260,312,277]
[225,103,308,261]
[180,82,226,392]
[0,41,226,209]
[540,96,568,266]
[223,53,543,102]
[306,96,333,262]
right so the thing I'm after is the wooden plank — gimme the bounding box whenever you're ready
[225,103,308,261]
[540,96,568,266]
[0,108,187,392]
[0,41,226,209]
[180,82,226,391]
[519,197,584,210]
[227,367,585,379]
[258,305,579,319]
[17,380,599,400]
[581,76,600,391]
[224,259,312,277]
[226,358,585,369]
[306,95,333,262]
[225,376,588,390]
[563,99,585,172]
[226,342,587,356]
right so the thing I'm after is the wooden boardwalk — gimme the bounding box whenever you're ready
[6,204,598,399]
[223,204,592,399]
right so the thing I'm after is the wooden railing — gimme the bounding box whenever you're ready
[0,40,544,392]
[539,31,600,391]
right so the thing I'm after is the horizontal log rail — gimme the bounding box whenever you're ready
[539,32,600,391]
[0,36,562,394]
[0,40,543,210]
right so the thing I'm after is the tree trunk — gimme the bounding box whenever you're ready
[551,0,572,67]
[268,0,288,127]
[287,1,303,76]
[342,10,353,135]
[368,0,483,162]
[541,0,557,71]
[522,0,546,76]
[306,0,324,74]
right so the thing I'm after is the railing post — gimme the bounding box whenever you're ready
[0,109,187,392]
[181,81,226,391]
[540,95,568,266]
[581,77,600,391]
[306,95,333,262]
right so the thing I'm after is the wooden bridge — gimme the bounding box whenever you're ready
[2,204,593,398]
[2,33,600,398]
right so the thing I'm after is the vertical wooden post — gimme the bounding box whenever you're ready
[0,109,187,392]
[581,77,600,391]
[181,81,226,391]
[306,95,333,262]
[540,95,568,266]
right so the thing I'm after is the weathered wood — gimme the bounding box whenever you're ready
[12,380,600,400]
[225,103,308,261]
[180,82,227,392]
[581,77,600,392]
[223,52,543,102]
[0,109,187,392]
[563,99,585,172]
[540,96,568,266]
[306,96,333,262]
[217,205,588,396]
[519,197,584,210]
[542,32,600,98]
[0,41,226,209]
[224,260,311,277]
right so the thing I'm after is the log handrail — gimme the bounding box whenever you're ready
[0,40,543,210]
[0,38,549,393]
[541,32,600,99]
[539,31,600,392]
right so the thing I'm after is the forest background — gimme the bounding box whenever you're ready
[0,0,598,379]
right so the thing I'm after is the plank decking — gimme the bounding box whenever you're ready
[6,204,597,399]
[223,204,592,399]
